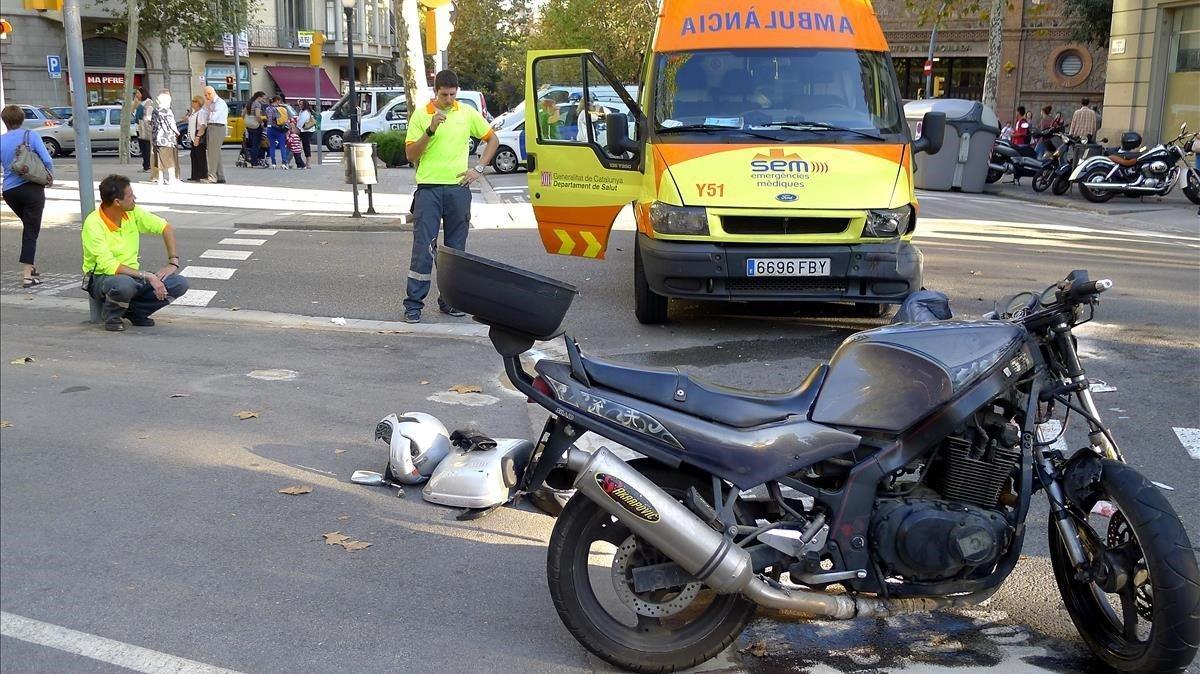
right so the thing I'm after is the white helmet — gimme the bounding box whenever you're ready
[374,412,451,485]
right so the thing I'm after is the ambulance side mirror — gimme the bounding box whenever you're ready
[913,111,946,155]
[606,112,639,157]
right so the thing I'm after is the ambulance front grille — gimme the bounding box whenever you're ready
[726,278,847,294]
[721,216,850,235]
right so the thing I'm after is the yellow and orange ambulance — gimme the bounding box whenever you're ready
[524,0,946,323]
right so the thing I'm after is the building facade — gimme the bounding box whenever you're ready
[874,0,1109,126]
[0,0,399,118]
[1102,0,1199,143]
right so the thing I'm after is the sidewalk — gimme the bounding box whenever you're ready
[981,177,1198,216]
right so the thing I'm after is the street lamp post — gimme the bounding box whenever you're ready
[342,0,361,217]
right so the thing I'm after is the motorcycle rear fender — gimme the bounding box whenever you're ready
[1070,156,1115,181]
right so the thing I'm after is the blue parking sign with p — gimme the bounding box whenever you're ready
[47,55,62,79]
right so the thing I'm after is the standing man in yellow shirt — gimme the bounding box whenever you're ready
[82,175,190,332]
[401,70,499,323]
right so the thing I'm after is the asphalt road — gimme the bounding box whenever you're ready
[2,162,1198,673]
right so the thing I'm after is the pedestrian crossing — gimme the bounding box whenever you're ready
[173,229,279,307]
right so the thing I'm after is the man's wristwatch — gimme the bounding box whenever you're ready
[426,127,435,137]
[473,164,485,174]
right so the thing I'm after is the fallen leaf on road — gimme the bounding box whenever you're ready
[449,384,482,394]
[277,485,313,495]
[334,448,347,454]
[324,532,350,545]
[170,393,191,398]
[969,270,982,276]
[235,410,260,420]
[740,641,769,657]
[0,421,12,428]
[337,515,351,521]
[138,434,150,439]
[419,380,430,385]
[9,356,35,365]
[341,540,371,551]
[323,531,371,551]
[319,241,329,245]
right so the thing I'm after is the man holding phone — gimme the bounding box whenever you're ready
[401,69,499,324]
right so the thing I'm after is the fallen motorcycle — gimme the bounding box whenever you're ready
[1071,123,1198,203]
[436,248,1199,674]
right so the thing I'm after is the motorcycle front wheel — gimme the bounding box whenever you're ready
[1049,460,1200,673]
[1078,167,1117,202]
[546,466,757,673]
[1032,166,1054,192]
[1184,170,1200,205]
[1052,175,1072,196]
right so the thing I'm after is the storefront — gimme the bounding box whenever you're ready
[82,73,145,105]
[81,36,147,105]
[892,57,987,101]
[204,63,251,100]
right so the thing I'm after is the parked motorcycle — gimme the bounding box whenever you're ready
[1032,132,1084,196]
[436,247,1200,674]
[1183,138,1200,206]
[987,138,1042,184]
[1071,123,1199,203]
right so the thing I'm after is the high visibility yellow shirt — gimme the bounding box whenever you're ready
[405,100,493,185]
[81,205,167,275]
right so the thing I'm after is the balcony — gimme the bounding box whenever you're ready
[237,24,394,58]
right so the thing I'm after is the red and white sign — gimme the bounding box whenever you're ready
[922,60,933,76]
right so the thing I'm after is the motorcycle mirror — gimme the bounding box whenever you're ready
[1181,122,1188,133]
[350,470,386,486]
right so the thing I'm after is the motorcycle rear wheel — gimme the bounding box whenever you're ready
[546,466,757,673]
[1079,168,1116,202]
[1032,167,1054,192]
[986,167,1004,184]
[1049,460,1200,673]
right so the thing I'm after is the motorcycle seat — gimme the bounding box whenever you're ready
[548,349,827,428]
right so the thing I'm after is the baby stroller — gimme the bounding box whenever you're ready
[235,129,270,168]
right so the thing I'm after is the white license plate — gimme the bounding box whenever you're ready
[745,258,831,277]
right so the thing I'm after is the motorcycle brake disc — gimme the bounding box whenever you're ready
[611,536,701,618]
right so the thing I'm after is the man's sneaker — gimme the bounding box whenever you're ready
[104,318,125,332]
[403,311,421,324]
[440,307,466,317]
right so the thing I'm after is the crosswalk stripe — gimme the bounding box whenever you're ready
[235,229,277,235]
[218,238,266,246]
[200,249,253,260]
[1173,428,1200,459]
[179,266,236,280]
[173,289,218,307]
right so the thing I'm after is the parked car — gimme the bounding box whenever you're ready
[491,122,527,174]
[16,105,64,131]
[50,106,74,120]
[31,105,140,157]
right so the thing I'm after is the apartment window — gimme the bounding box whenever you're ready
[279,0,310,33]
[326,0,339,42]
[1171,5,1200,72]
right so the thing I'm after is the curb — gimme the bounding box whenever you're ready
[236,212,412,232]
[0,294,490,341]
[478,175,504,205]
[980,186,1194,216]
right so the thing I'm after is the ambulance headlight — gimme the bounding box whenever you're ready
[650,202,709,235]
[864,206,914,237]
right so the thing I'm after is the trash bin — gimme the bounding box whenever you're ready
[904,99,1000,193]
[343,142,378,185]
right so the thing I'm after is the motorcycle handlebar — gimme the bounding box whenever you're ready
[1066,278,1112,301]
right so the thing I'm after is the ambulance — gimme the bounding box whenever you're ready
[524,0,946,323]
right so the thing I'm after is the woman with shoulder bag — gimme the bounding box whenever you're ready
[186,95,209,181]
[245,91,265,168]
[297,100,316,168]
[1,104,54,288]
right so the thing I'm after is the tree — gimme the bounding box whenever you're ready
[1063,0,1113,48]
[528,0,658,83]
[395,0,428,118]
[446,0,533,114]
[905,0,1009,111]
[100,0,255,92]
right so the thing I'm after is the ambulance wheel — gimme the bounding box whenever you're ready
[634,238,668,324]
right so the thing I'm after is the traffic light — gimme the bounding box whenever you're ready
[309,31,326,67]
[225,75,234,89]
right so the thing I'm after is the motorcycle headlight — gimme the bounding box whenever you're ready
[649,202,709,235]
[864,206,914,237]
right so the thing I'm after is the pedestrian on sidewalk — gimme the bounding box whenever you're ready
[132,87,153,173]
[265,96,290,169]
[151,90,179,186]
[1011,106,1031,148]
[1069,97,1098,144]
[401,69,500,323]
[82,174,189,332]
[244,91,266,168]
[202,86,228,183]
[285,121,307,169]
[296,100,316,167]
[186,95,208,181]
[1034,105,1057,159]
[1,104,54,289]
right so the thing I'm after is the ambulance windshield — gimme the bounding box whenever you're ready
[653,49,905,140]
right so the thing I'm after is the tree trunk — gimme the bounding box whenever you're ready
[160,37,171,96]
[396,0,427,116]
[119,0,139,164]
[981,0,1004,111]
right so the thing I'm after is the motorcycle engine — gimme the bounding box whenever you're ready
[1148,160,1169,174]
[871,498,1011,582]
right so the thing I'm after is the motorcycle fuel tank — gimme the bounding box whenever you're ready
[811,321,1025,432]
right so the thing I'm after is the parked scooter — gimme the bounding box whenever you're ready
[435,246,1200,674]
[1032,132,1084,195]
[987,138,1042,184]
[1070,123,1199,203]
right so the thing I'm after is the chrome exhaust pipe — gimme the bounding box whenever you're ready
[1083,182,1161,192]
[566,447,995,619]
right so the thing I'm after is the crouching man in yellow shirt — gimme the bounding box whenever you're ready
[82,174,189,332]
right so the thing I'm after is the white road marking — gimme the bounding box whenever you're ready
[217,238,266,246]
[0,611,243,674]
[1036,420,1070,453]
[180,266,237,280]
[172,289,218,307]
[200,249,253,260]
[235,229,277,235]
[491,186,527,193]
[1173,427,1200,459]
